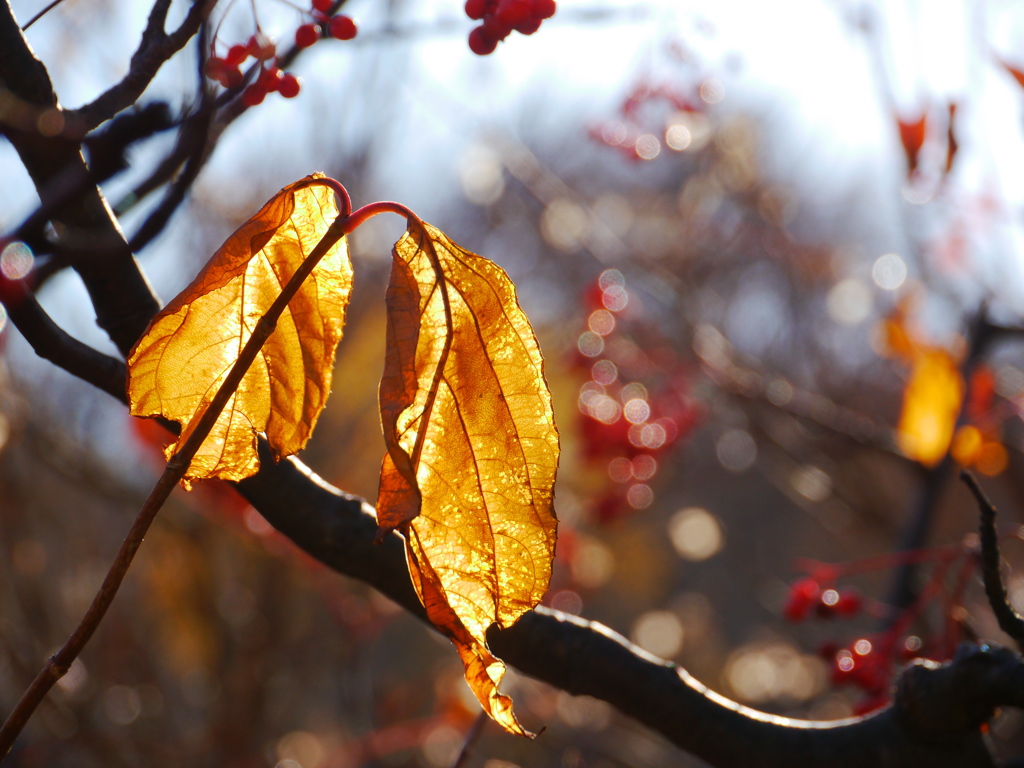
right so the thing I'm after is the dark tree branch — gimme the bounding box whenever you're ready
[68,0,213,132]
[962,469,1024,650]
[5,294,127,404]
[1,1,160,356]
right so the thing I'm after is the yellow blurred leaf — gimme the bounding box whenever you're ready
[127,175,352,484]
[376,220,559,736]
[896,348,963,467]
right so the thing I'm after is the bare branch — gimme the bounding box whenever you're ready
[69,0,213,132]
[0,3,161,355]
[5,294,127,404]
[962,469,1024,649]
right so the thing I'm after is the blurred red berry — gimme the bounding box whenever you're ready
[241,84,266,107]
[468,26,498,55]
[295,23,321,48]
[225,44,248,66]
[204,56,227,83]
[312,0,333,11]
[783,577,820,622]
[328,15,358,40]
[278,73,301,98]
[220,66,243,89]
[496,0,531,26]
[836,588,863,617]
[257,66,282,92]
[481,14,513,41]
[247,34,276,60]
[533,0,556,19]
[852,663,887,696]
[465,0,487,20]
[514,18,542,35]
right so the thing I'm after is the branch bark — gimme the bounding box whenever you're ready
[1,1,160,356]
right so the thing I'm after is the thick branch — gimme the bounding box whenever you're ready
[229,446,1007,768]
[69,0,212,132]
[0,1,160,356]
[5,294,127,403]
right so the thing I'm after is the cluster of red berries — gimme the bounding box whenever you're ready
[204,35,303,106]
[782,577,863,622]
[296,0,358,49]
[589,81,702,162]
[571,270,700,523]
[465,0,556,56]
[205,35,276,89]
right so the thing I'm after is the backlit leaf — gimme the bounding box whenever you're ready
[127,175,352,484]
[377,219,559,736]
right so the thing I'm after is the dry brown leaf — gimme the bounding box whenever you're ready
[127,175,352,484]
[377,220,558,736]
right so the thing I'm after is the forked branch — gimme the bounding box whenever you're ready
[962,469,1024,650]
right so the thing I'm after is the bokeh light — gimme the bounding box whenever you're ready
[872,252,908,291]
[0,241,33,280]
[668,507,724,562]
[716,429,756,473]
[631,610,684,658]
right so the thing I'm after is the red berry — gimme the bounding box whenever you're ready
[532,0,556,19]
[328,15,358,40]
[312,0,333,11]
[514,18,542,35]
[241,84,266,107]
[295,23,321,48]
[278,73,301,98]
[782,577,820,622]
[468,26,498,55]
[257,66,282,92]
[204,56,226,82]
[496,0,531,27]
[247,34,277,60]
[225,44,248,66]
[481,14,513,41]
[224,66,244,88]
[465,0,487,20]
[836,588,863,617]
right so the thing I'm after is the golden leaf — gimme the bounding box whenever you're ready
[127,175,352,484]
[896,347,963,467]
[377,220,559,736]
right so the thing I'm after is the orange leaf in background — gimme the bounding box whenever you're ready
[879,296,917,361]
[1001,59,1024,89]
[376,220,559,736]
[127,175,352,485]
[966,364,995,422]
[897,112,926,176]
[952,425,1008,477]
[896,348,963,467]
[945,102,958,175]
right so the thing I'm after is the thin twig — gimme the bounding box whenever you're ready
[448,711,488,768]
[961,469,1024,650]
[20,0,67,31]
[69,0,212,131]
[0,195,350,761]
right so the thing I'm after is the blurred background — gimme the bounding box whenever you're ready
[5,0,1024,765]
